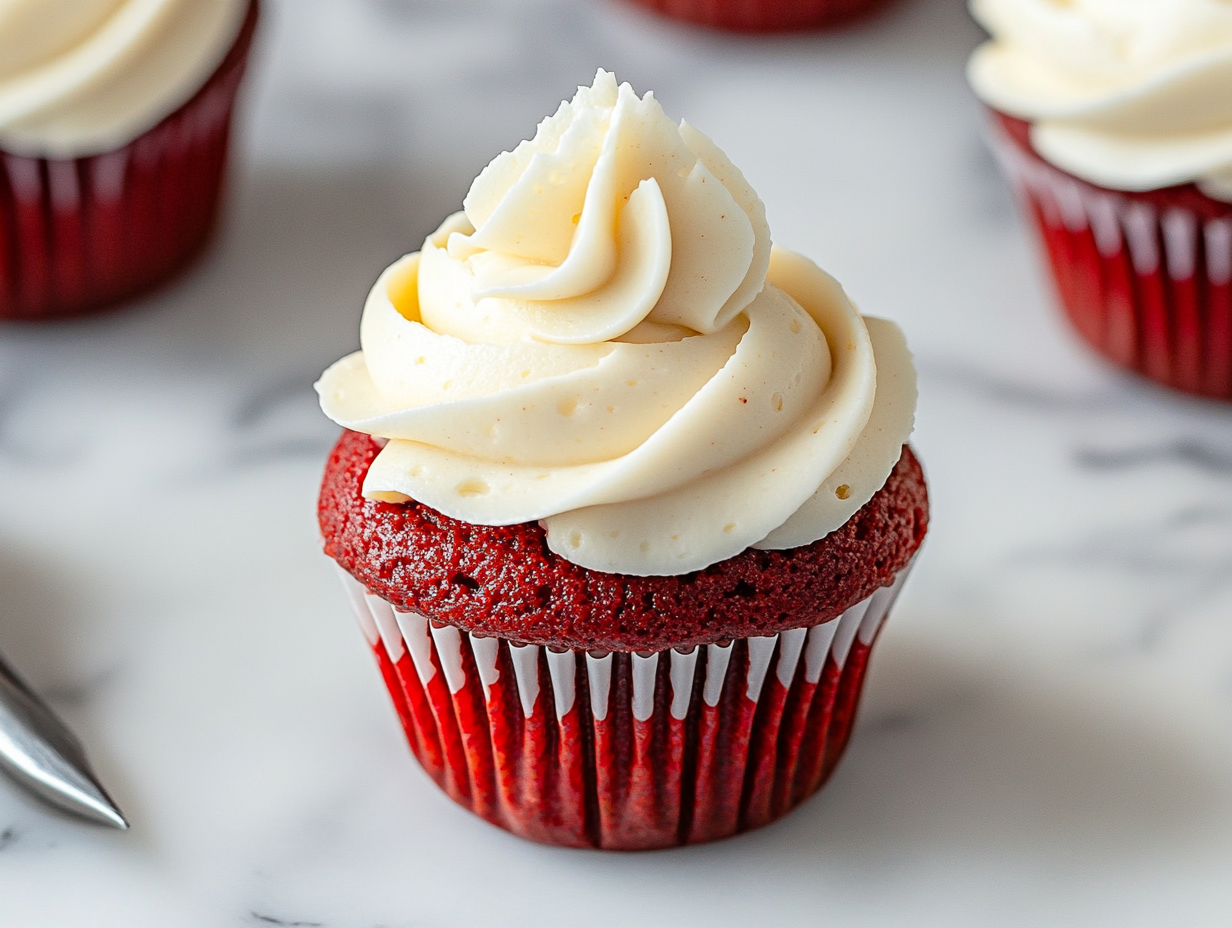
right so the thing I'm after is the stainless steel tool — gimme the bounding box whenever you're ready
[0,651,128,829]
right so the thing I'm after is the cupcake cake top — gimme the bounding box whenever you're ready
[317,71,916,577]
[0,0,250,158]
[969,0,1232,196]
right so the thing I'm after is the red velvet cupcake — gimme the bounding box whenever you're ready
[626,0,892,32]
[316,72,928,849]
[0,0,259,321]
[969,0,1232,400]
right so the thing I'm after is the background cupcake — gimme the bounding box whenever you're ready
[316,72,927,850]
[969,0,1232,400]
[626,0,893,32]
[0,0,258,321]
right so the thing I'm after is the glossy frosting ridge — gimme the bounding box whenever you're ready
[317,71,916,575]
[0,0,249,157]
[969,0,1232,197]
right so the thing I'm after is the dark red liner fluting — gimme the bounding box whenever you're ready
[0,0,259,322]
[336,561,911,850]
[992,111,1232,401]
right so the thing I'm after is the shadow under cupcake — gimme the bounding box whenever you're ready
[315,71,929,850]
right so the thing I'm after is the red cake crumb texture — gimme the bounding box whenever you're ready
[320,430,928,652]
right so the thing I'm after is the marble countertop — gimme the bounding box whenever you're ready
[3,0,1232,924]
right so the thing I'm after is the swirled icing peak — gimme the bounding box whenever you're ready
[969,0,1232,196]
[0,0,249,158]
[317,71,917,576]
[428,70,770,345]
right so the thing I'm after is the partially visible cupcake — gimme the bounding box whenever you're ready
[626,0,892,33]
[0,0,258,321]
[317,71,928,849]
[969,0,1232,400]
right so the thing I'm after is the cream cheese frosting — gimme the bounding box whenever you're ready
[316,71,916,576]
[968,0,1232,198]
[0,0,249,159]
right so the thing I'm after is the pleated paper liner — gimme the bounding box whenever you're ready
[992,112,1232,401]
[0,0,259,322]
[337,560,913,850]
[627,0,892,32]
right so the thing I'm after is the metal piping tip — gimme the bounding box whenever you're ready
[0,653,129,830]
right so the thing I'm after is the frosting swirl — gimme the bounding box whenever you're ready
[317,71,916,576]
[969,0,1232,197]
[0,0,249,158]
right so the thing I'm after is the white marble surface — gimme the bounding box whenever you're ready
[2,0,1232,924]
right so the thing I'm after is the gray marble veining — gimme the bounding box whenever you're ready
[1,0,1231,925]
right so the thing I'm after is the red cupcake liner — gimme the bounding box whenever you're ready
[336,560,913,850]
[992,112,1232,400]
[626,0,890,32]
[0,0,259,322]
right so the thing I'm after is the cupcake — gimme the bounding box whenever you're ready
[317,71,927,849]
[969,0,1232,400]
[626,0,891,32]
[0,0,258,321]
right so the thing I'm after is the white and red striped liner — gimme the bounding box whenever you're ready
[337,561,913,850]
[992,125,1232,400]
[0,0,257,321]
